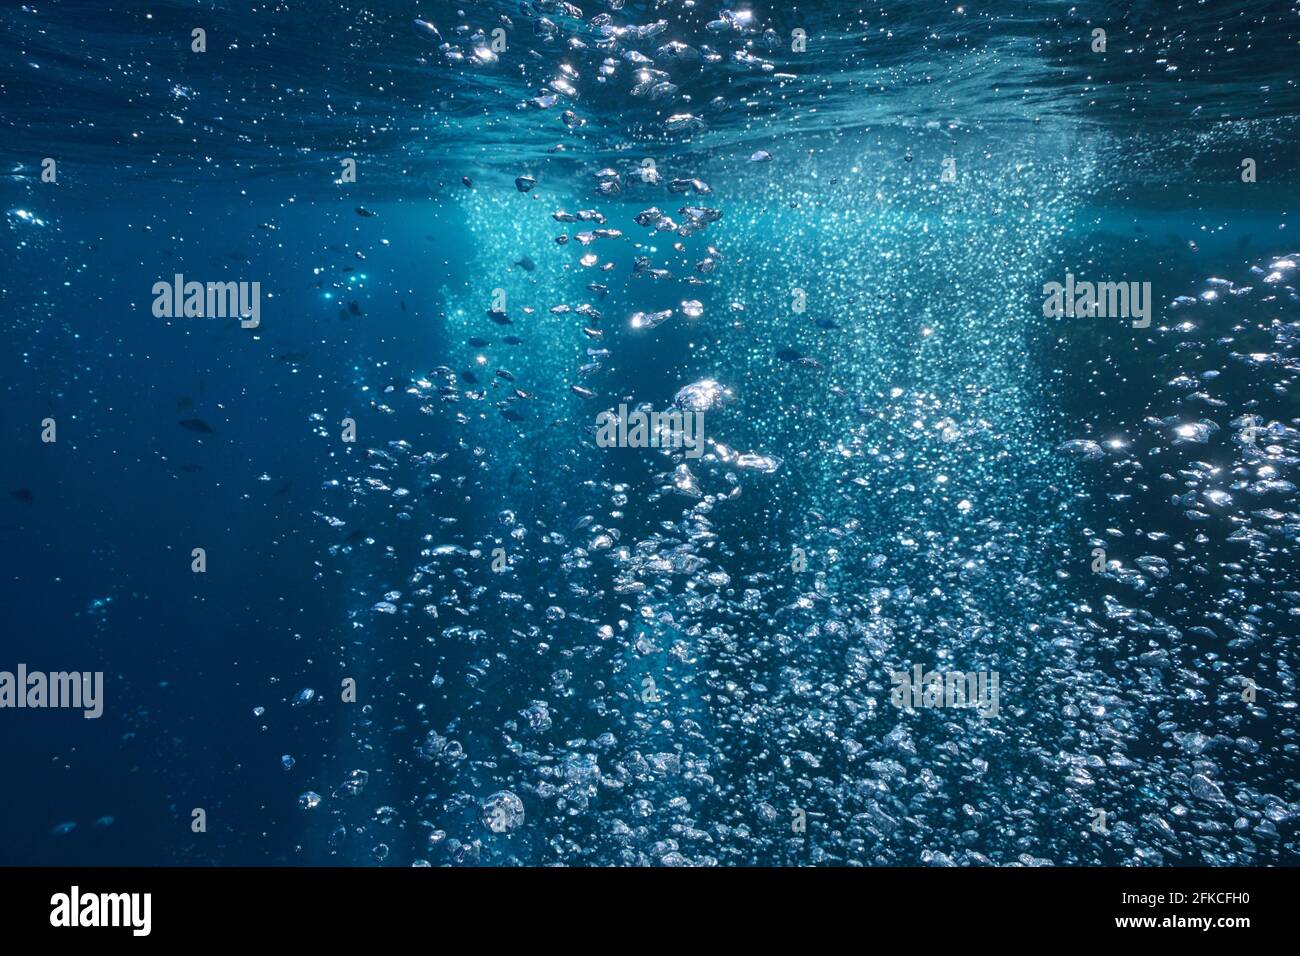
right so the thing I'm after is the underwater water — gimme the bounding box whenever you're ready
[0,0,1298,867]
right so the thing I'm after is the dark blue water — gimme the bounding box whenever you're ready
[1,0,1297,866]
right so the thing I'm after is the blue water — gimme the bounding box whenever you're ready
[1,0,1297,866]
